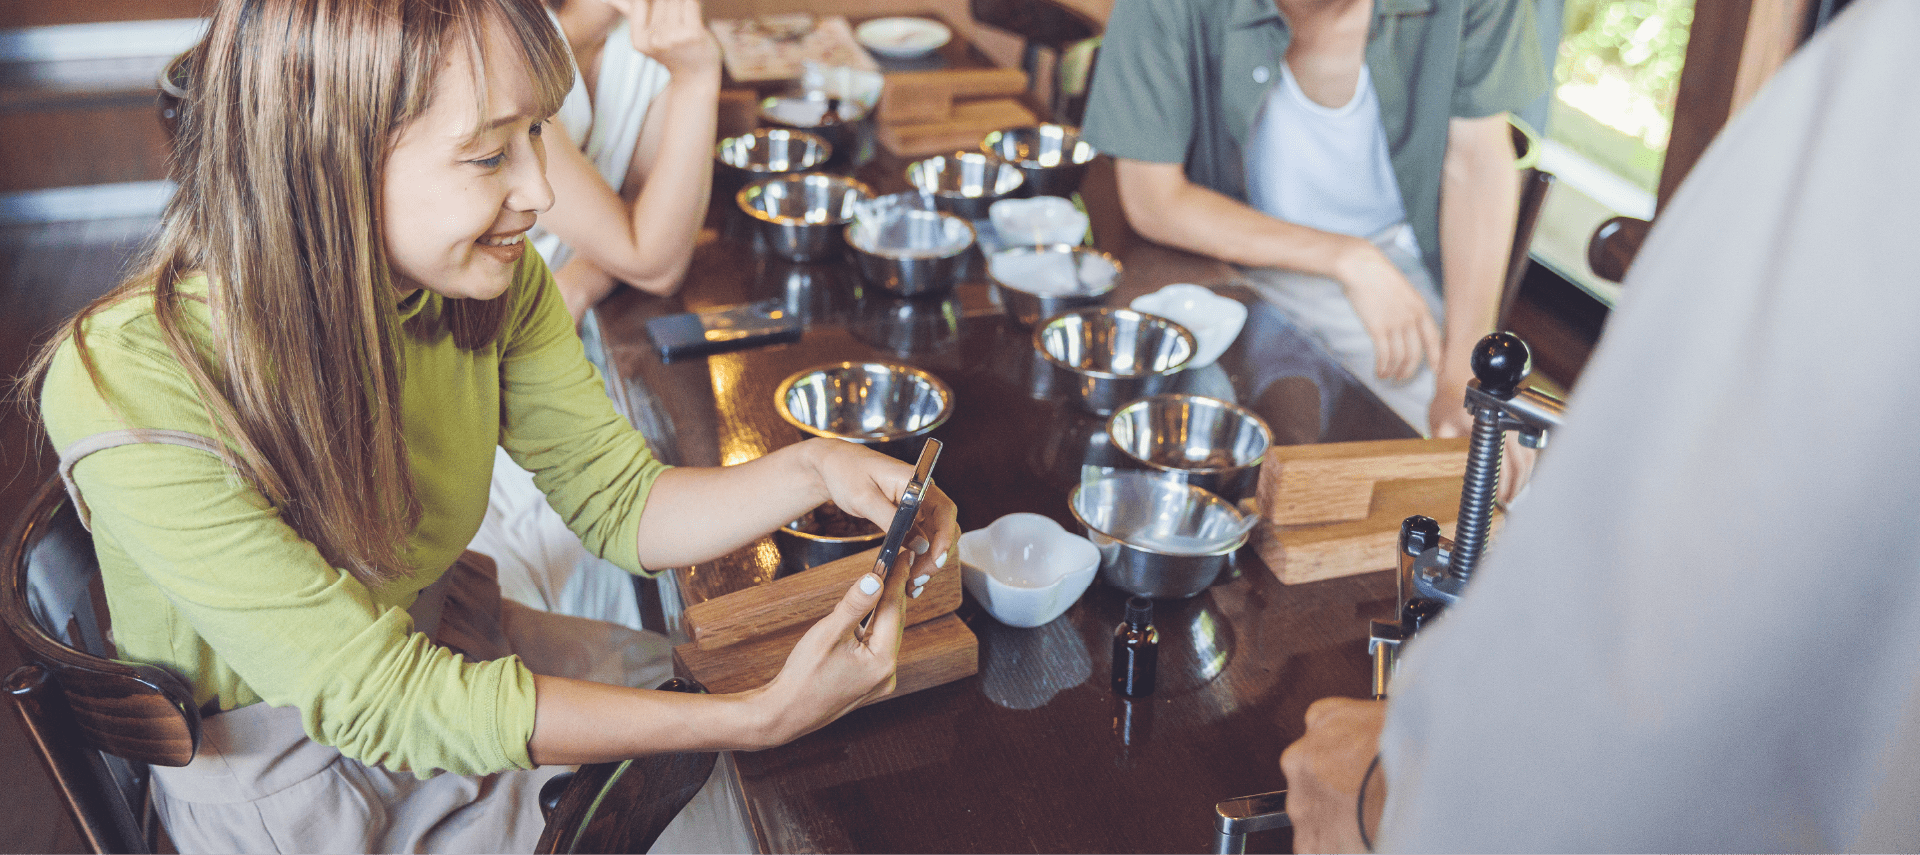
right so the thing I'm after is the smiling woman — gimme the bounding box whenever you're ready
[17,0,961,851]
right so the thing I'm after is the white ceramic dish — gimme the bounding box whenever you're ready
[855,17,952,59]
[1130,283,1248,369]
[989,197,1089,247]
[959,513,1100,628]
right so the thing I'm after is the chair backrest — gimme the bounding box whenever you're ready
[3,478,201,854]
[969,0,1104,123]
[1500,116,1557,327]
[535,678,719,854]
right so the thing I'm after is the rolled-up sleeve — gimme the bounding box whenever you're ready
[1082,0,1198,165]
[1452,0,1549,118]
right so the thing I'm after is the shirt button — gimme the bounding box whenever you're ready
[1253,66,1271,84]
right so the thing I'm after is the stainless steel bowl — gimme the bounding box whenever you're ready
[1033,308,1196,415]
[1107,395,1273,503]
[846,207,975,298]
[758,93,867,155]
[988,244,1121,327]
[980,124,1097,198]
[1069,472,1249,598]
[773,504,885,577]
[737,174,872,261]
[716,128,832,178]
[904,152,1026,220]
[775,361,954,458]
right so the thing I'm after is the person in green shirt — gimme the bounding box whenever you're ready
[1082,0,1546,444]
[27,0,956,850]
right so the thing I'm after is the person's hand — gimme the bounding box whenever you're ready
[748,564,905,745]
[1430,371,1538,505]
[805,438,959,598]
[1279,697,1388,854]
[1333,239,1443,384]
[613,0,720,78]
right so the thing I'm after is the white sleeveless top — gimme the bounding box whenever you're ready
[529,19,672,271]
[1244,62,1411,244]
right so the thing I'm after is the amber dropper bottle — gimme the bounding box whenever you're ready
[1112,596,1159,697]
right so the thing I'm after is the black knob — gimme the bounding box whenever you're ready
[1471,333,1532,399]
[1400,515,1442,556]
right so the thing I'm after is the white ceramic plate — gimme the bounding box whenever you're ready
[1130,283,1248,369]
[854,17,952,59]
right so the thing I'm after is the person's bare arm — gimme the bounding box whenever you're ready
[1430,112,1535,499]
[541,0,719,321]
[1114,159,1441,383]
[1279,697,1389,854]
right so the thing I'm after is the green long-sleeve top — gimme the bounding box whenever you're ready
[38,250,668,777]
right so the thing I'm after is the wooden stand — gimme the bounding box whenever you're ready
[672,545,978,704]
[873,67,1034,158]
[1253,438,1499,585]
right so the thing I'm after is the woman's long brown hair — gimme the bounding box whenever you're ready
[23,0,573,587]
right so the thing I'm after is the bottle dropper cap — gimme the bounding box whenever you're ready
[1125,596,1153,630]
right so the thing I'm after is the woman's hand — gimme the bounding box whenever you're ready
[747,565,907,745]
[803,439,960,599]
[1335,238,1444,384]
[1279,697,1389,854]
[614,0,720,79]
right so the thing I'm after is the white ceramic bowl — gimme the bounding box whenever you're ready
[989,197,1089,247]
[855,17,952,59]
[1130,283,1248,369]
[959,513,1100,628]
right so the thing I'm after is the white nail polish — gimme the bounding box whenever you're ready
[911,585,925,599]
[935,550,948,568]
[910,535,931,555]
[913,574,931,586]
[859,575,881,595]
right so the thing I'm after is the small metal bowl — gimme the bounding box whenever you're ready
[758,93,867,156]
[847,207,975,298]
[775,361,954,459]
[774,503,885,577]
[1069,472,1249,598]
[1033,308,1196,415]
[716,128,832,178]
[988,244,1121,327]
[981,124,1097,198]
[904,152,1026,220]
[1107,395,1273,503]
[737,174,872,262]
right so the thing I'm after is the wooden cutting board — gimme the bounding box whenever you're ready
[875,98,1037,158]
[682,544,962,651]
[674,612,978,701]
[1258,437,1470,526]
[878,67,1029,124]
[1255,475,1500,585]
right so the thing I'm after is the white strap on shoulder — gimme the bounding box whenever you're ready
[58,429,225,531]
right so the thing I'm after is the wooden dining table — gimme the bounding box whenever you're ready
[568,136,1418,852]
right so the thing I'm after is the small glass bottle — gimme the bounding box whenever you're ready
[1111,596,1159,697]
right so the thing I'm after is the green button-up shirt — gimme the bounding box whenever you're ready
[1082,0,1547,285]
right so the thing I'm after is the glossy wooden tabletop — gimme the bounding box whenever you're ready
[585,155,1416,853]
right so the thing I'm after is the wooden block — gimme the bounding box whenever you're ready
[1255,475,1501,585]
[1258,437,1469,526]
[874,98,1038,158]
[682,545,962,650]
[877,68,1028,124]
[673,612,979,702]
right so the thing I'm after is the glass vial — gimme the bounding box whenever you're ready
[1111,596,1159,697]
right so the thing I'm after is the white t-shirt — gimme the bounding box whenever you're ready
[1243,63,1410,242]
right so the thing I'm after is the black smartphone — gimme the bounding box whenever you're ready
[858,438,942,641]
[645,299,801,362]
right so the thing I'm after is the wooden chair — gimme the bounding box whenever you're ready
[969,0,1103,122]
[4,475,717,854]
[2,478,199,854]
[1500,114,1556,328]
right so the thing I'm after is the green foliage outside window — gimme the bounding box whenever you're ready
[1551,0,1694,192]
